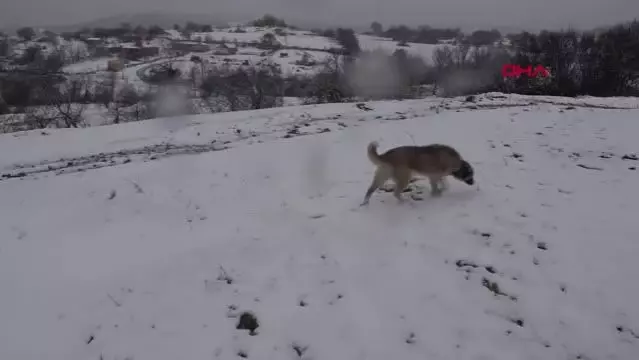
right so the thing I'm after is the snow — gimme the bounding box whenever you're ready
[2,93,639,360]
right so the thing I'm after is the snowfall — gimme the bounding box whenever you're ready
[1,93,639,360]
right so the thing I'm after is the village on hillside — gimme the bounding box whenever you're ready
[0,14,636,133]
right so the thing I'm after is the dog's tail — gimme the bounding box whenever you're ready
[367,141,385,166]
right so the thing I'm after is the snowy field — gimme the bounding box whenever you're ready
[191,28,339,51]
[162,47,334,79]
[1,93,639,360]
[190,28,446,63]
[357,34,446,64]
[62,45,334,87]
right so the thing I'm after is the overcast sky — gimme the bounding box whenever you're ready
[1,0,637,31]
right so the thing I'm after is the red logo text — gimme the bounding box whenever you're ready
[502,64,550,78]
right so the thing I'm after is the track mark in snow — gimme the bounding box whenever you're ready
[237,349,248,358]
[107,189,116,200]
[577,164,604,171]
[1,143,229,181]
[217,266,234,284]
[11,226,27,240]
[355,103,373,111]
[455,259,499,276]
[291,343,309,358]
[106,293,122,307]
[536,241,548,250]
[616,325,639,340]
[482,277,517,302]
[129,181,144,194]
[236,312,259,336]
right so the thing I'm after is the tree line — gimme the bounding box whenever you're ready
[319,20,639,98]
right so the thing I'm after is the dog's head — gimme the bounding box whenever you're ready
[452,160,475,185]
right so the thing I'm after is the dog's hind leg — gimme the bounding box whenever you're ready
[439,177,449,191]
[392,168,411,203]
[429,176,444,197]
[361,167,391,206]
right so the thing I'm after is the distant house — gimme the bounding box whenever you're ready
[212,43,237,55]
[126,46,159,60]
[107,58,126,72]
[0,58,11,70]
[107,45,160,61]
[437,38,457,45]
[170,41,210,53]
[85,37,103,47]
[120,34,144,43]
[91,46,111,57]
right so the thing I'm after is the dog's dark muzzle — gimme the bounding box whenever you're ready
[465,178,475,185]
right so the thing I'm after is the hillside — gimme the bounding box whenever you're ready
[1,93,639,360]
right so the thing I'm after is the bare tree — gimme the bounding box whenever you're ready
[24,106,58,129]
[245,63,284,109]
[433,46,454,70]
[108,82,144,124]
[200,62,284,112]
[452,43,471,67]
[200,70,245,111]
[17,27,36,41]
[303,53,348,104]
[50,75,91,128]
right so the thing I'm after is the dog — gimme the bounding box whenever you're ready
[360,141,475,206]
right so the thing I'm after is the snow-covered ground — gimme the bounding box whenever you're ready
[1,93,639,360]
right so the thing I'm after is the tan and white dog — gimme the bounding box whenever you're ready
[361,141,475,205]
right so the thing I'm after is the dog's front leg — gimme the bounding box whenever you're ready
[392,168,411,203]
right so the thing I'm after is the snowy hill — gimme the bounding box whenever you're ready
[1,93,639,360]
